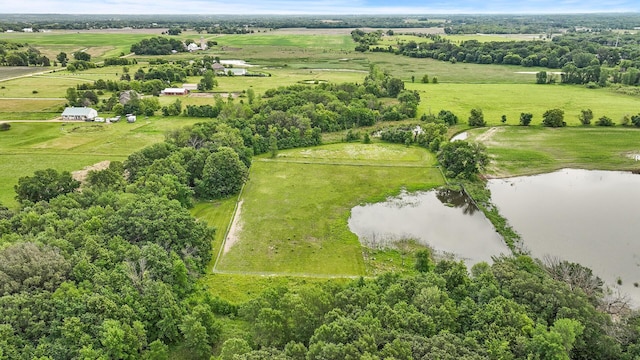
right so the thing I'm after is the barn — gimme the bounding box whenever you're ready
[61,107,98,121]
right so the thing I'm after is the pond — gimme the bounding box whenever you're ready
[348,189,510,266]
[488,169,640,304]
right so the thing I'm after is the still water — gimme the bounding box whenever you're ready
[488,169,640,303]
[348,189,510,266]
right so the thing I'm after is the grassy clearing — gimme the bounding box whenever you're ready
[0,118,202,207]
[0,99,64,111]
[444,34,545,43]
[211,34,354,51]
[468,126,640,177]
[410,83,640,126]
[201,273,351,304]
[364,52,545,84]
[0,67,50,81]
[191,199,238,272]
[0,75,92,98]
[215,143,443,276]
[1,31,155,60]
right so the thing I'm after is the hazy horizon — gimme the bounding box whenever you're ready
[2,0,639,15]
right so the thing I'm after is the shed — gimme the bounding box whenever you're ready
[161,88,189,96]
[227,68,247,76]
[61,107,98,121]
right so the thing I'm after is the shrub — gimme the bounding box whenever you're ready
[0,122,10,131]
[519,113,533,126]
[595,116,615,126]
[468,108,486,127]
[542,108,566,127]
[579,109,593,125]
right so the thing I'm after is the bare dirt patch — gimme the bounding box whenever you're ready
[624,152,640,161]
[72,160,111,183]
[224,200,244,254]
[475,127,503,145]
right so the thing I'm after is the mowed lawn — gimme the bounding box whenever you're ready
[215,143,444,276]
[467,126,640,177]
[410,83,640,126]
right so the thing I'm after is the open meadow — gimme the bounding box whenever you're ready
[0,118,202,207]
[213,143,444,276]
[467,126,640,177]
[410,83,640,126]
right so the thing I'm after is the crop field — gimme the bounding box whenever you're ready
[211,33,354,51]
[214,143,444,276]
[410,83,640,126]
[467,126,640,177]
[0,118,202,206]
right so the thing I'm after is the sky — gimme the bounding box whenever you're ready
[2,0,639,15]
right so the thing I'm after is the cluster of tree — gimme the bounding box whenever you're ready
[363,30,640,87]
[218,255,640,359]
[127,125,252,201]
[351,29,383,52]
[0,43,50,67]
[103,57,136,66]
[442,13,640,34]
[181,67,418,152]
[130,36,187,55]
[0,161,224,359]
[379,122,447,152]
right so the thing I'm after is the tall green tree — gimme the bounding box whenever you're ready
[14,168,80,203]
[196,147,248,199]
[468,108,486,127]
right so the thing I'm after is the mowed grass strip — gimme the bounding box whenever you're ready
[410,83,640,126]
[216,143,443,276]
[469,126,640,177]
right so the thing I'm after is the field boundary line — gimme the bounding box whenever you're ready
[212,170,249,272]
[256,158,436,168]
[211,268,368,279]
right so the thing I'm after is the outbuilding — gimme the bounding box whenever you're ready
[161,88,189,96]
[61,107,98,121]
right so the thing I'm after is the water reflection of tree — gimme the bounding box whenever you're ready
[436,188,478,215]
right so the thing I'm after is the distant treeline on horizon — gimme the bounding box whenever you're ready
[1,13,640,34]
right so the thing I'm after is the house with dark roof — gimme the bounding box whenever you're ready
[61,107,98,121]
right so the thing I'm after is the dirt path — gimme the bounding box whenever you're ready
[72,160,111,183]
[475,127,502,144]
[224,200,243,254]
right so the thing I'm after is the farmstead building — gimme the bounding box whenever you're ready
[161,88,189,96]
[61,107,98,121]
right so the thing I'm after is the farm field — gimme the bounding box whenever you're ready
[410,82,640,126]
[468,126,640,177]
[214,143,444,276]
[0,118,202,206]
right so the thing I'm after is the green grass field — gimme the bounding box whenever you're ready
[0,118,203,207]
[410,83,640,126]
[214,143,444,276]
[467,126,640,177]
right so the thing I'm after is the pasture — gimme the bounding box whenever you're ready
[214,143,444,276]
[409,83,640,126]
[0,118,202,207]
[467,126,640,177]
